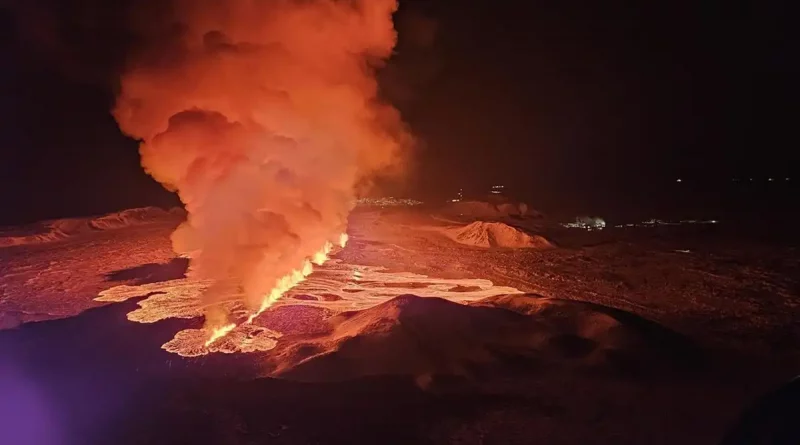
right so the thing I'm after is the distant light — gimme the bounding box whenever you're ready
[356,197,423,207]
[676,178,682,183]
[749,178,753,181]
[769,178,774,182]
[786,178,791,181]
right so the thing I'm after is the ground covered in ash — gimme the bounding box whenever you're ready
[0,205,798,444]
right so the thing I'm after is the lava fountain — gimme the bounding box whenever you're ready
[112,0,411,343]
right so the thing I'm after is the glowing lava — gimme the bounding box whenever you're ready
[205,233,348,345]
[98,254,526,357]
[204,323,236,347]
[245,258,315,324]
[312,241,334,265]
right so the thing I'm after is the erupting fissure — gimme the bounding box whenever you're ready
[204,232,348,347]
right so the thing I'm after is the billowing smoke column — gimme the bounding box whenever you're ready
[113,0,410,331]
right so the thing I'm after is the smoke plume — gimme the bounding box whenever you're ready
[113,0,411,328]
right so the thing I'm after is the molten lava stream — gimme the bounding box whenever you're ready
[204,233,348,347]
[204,323,237,347]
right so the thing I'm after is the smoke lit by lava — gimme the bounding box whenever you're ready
[112,0,410,344]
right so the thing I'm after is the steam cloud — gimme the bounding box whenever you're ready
[113,0,410,327]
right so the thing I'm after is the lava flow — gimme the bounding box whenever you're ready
[204,232,348,347]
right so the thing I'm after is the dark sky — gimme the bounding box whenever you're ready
[0,0,796,224]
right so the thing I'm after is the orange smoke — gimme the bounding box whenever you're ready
[113,0,410,335]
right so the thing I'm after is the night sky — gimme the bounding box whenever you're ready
[1,0,796,224]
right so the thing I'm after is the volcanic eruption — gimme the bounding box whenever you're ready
[112,0,411,342]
